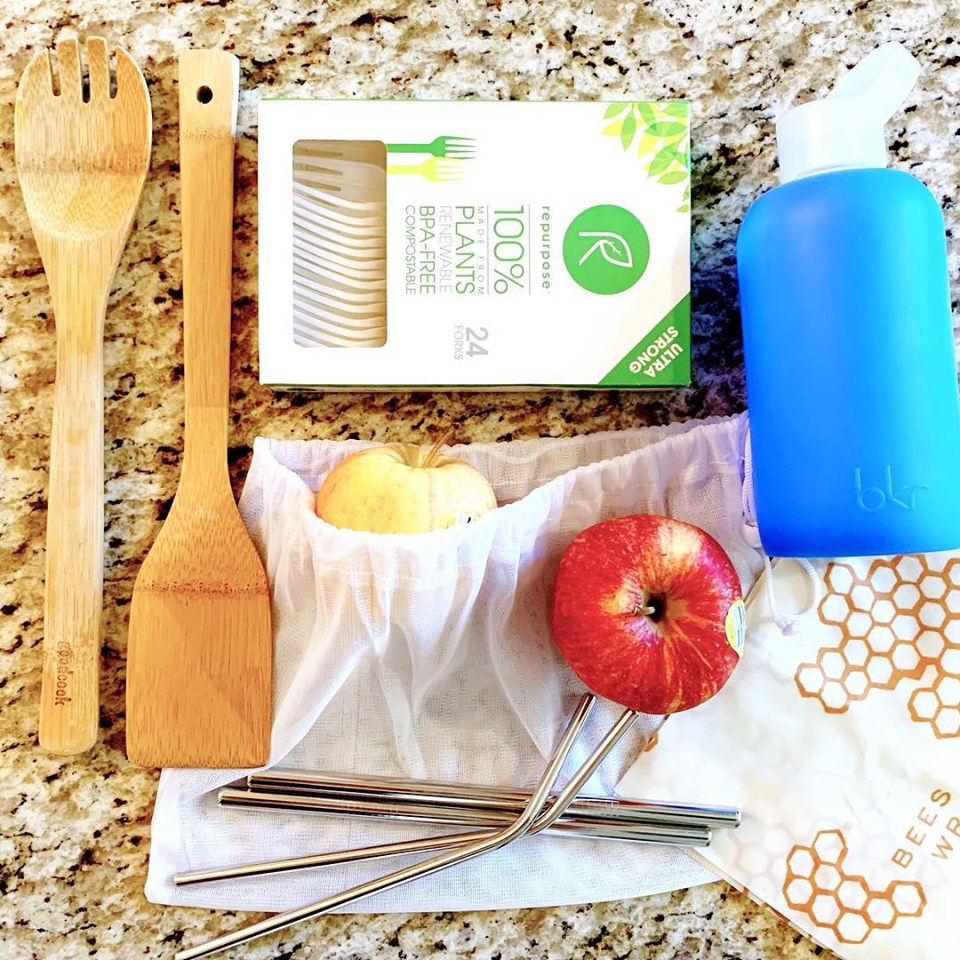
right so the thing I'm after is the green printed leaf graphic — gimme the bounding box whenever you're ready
[604,101,631,119]
[663,142,690,168]
[638,102,657,124]
[636,132,659,157]
[646,121,687,138]
[596,100,693,201]
[677,203,691,212]
[648,146,685,174]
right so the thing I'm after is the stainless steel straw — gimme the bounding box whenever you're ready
[175,693,597,960]
[212,786,715,838]
[177,708,675,895]
[245,767,741,828]
[175,803,706,887]
[175,817,708,887]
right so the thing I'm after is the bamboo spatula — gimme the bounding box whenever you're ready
[125,51,272,768]
[15,38,151,754]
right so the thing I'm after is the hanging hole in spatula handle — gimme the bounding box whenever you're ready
[178,50,238,139]
[176,50,240,444]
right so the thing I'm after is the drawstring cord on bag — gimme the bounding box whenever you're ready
[741,420,824,634]
[761,554,823,635]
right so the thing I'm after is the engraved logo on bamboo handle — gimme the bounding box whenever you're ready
[54,640,74,705]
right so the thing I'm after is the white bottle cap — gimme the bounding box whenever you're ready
[776,42,922,183]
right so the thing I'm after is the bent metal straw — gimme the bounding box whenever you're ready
[176,693,600,960]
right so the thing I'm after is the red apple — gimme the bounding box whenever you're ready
[550,514,744,715]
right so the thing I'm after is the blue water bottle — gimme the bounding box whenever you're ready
[737,43,960,557]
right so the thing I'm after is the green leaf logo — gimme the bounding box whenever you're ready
[577,231,635,270]
[563,205,650,295]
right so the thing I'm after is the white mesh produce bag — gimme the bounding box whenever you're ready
[145,414,763,912]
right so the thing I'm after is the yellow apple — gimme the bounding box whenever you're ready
[315,435,498,534]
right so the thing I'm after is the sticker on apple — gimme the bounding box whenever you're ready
[725,598,746,657]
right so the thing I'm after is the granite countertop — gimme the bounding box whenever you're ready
[2,1,958,957]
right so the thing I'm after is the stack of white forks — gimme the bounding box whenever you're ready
[292,140,387,348]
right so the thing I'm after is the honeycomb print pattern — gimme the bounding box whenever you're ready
[795,555,960,737]
[783,829,926,944]
[728,823,795,893]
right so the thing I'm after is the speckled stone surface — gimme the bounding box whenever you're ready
[2,1,958,957]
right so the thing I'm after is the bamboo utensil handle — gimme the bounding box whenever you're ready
[178,51,238,491]
[16,38,152,754]
[126,51,270,769]
[39,272,108,754]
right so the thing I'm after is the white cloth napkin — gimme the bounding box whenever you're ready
[619,555,960,958]
[145,414,763,912]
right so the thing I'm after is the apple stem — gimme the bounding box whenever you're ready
[634,604,657,617]
[422,427,456,468]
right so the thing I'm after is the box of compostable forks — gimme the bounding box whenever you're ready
[257,99,691,389]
